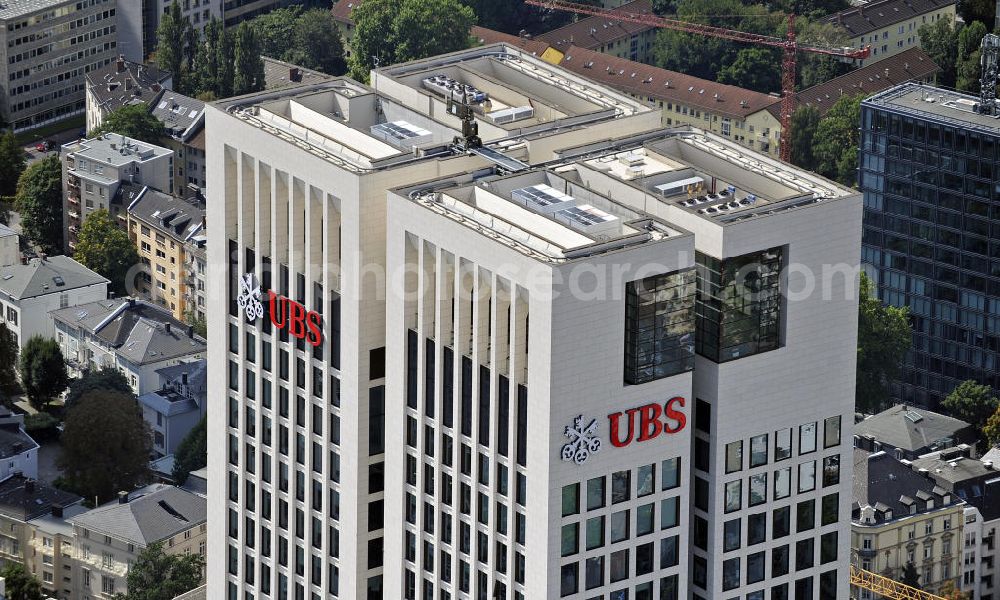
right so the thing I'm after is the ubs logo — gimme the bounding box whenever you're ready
[237,272,323,347]
[608,397,687,447]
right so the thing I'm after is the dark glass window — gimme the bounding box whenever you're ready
[695,248,783,362]
[624,269,696,384]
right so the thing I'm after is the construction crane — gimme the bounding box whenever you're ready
[523,0,871,162]
[850,565,948,600]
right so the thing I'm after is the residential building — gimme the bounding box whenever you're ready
[470,26,564,64]
[126,185,207,320]
[69,484,207,599]
[556,44,784,157]
[61,134,174,252]
[536,0,657,63]
[51,297,207,394]
[0,254,109,349]
[827,0,957,66]
[852,449,965,597]
[118,0,221,64]
[0,408,39,481]
[84,56,172,133]
[139,359,207,459]
[205,43,861,600]
[854,404,977,460]
[859,83,1000,407]
[261,56,334,91]
[909,446,1000,599]
[0,474,83,599]
[182,221,207,326]
[149,92,207,191]
[330,0,360,51]
[0,0,118,132]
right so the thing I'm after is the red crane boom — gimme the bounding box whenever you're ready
[524,0,871,162]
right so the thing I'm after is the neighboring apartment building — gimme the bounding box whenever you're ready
[0,408,40,481]
[84,56,172,132]
[0,253,108,350]
[0,474,84,600]
[860,83,1000,408]
[61,134,174,252]
[557,44,784,157]
[536,0,657,63]
[69,484,207,599]
[205,43,861,600]
[261,56,334,91]
[51,297,207,395]
[855,404,977,461]
[827,0,957,66]
[0,0,118,133]
[150,92,207,191]
[125,185,207,320]
[910,446,1000,600]
[139,359,207,459]
[852,448,965,597]
[118,0,221,63]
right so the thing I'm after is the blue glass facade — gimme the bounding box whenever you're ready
[859,85,1000,408]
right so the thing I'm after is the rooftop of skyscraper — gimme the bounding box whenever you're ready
[865,82,1000,133]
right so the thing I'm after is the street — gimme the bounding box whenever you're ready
[20,125,85,168]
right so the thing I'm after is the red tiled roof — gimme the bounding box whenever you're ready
[536,0,655,52]
[558,45,781,120]
[765,47,941,119]
[470,26,552,56]
[331,0,361,24]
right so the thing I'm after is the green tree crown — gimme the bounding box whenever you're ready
[18,336,68,410]
[73,209,140,298]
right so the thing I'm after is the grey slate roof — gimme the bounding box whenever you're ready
[0,424,38,460]
[0,474,81,522]
[536,0,654,52]
[0,223,16,239]
[827,0,956,37]
[50,298,206,365]
[855,404,973,453]
[0,255,108,300]
[86,57,171,115]
[127,187,206,243]
[262,56,334,91]
[173,585,207,600]
[854,448,955,522]
[910,448,1000,521]
[69,484,206,546]
[150,92,205,143]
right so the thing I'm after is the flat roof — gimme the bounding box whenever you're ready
[62,134,173,167]
[864,82,1000,135]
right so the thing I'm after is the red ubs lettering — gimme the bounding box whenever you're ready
[608,397,686,448]
[267,290,323,347]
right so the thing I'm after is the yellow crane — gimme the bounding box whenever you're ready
[850,565,949,600]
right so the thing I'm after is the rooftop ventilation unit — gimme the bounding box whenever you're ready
[487,105,534,125]
[655,176,704,198]
[618,150,645,167]
[511,184,577,214]
[370,120,433,150]
[553,204,619,237]
[422,74,488,104]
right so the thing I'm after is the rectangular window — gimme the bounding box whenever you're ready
[824,416,841,448]
[726,441,743,473]
[724,480,742,513]
[799,422,817,454]
[749,473,767,506]
[623,269,697,384]
[661,457,680,490]
[798,461,816,493]
[612,470,630,504]
[775,428,792,461]
[750,434,768,467]
[587,477,605,510]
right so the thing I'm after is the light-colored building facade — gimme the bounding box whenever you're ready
[536,0,657,64]
[150,92,207,192]
[84,56,172,133]
[0,254,108,350]
[126,185,207,320]
[118,0,221,64]
[852,448,966,598]
[827,0,957,66]
[139,359,207,459]
[0,0,119,133]
[61,134,174,252]
[51,297,206,395]
[206,43,862,600]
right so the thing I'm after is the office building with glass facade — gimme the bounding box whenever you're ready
[860,83,1000,408]
[206,44,862,600]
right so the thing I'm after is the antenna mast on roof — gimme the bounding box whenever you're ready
[978,33,1000,116]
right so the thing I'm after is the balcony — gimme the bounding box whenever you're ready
[67,196,79,206]
[67,210,79,220]
[857,548,877,559]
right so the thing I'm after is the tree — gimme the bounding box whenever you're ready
[156,1,186,90]
[460,0,600,35]
[88,104,164,145]
[789,105,821,171]
[73,209,140,297]
[286,9,348,75]
[957,21,988,93]
[171,416,206,485]
[183,310,207,338]
[0,563,43,600]
[795,18,852,88]
[350,0,475,83]
[717,47,782,93]
[900,561,921,589]
[252,6,302,61]
[919,16,959,88]
[0,323,20,403]
[15,155,63,254]
[957,0,995,25]
[812,93,863,186]
[58,389,151,504]
[937,579,969,600]
[18,336,68,410]
[217,26,235,98]
[984,406,1000,448]
[856,272,912,414]
[233,22,266,96]
[113,542,204,600]
[942,380,999,436]
[65,366,132,412]
[0,130,26,198]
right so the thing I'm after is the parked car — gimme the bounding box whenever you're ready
[34,140,53,152]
